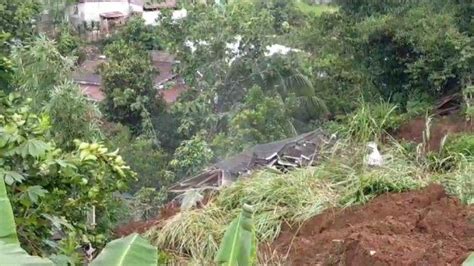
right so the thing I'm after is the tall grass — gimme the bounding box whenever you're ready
[346,101,399,143]
[145,166,339,263]
[432,160,474,205]
[144,139,436,263]
[144,100,470,262]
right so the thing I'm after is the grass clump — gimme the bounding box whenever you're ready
[339,156,427,207]
[145,140,435,262]
[432,160,474,205]
[346,101,401,143]
[444,133,474,158]
[145,206,229,262]
[145,167,338,262]
[216,169,338,240]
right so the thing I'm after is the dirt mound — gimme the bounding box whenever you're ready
[113,193,215,238]
[113,201,180,237]
[272,185,474,265]
[396,116,473,152]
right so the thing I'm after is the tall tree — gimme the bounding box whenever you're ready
[100,40,156,132]
[0,0,41,43]
[46,81,102,150]
[11,36,75,106]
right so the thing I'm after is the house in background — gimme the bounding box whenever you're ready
[72,57,105,102]
[99,11,127,34]
[72,51,187,104]
[69,0,181,29]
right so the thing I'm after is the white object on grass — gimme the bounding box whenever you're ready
[366,142,383,167]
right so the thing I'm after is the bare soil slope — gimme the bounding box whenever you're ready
[396,116,473,152]
[272,185,474,265]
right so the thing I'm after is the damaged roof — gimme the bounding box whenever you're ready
[169,129,332,192]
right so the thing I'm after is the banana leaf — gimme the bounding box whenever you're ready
[0,241,53,265]
[0,177,18,244]
[90,233,157,266]
[215,204,256,266]
[0,181,53,265]
[463,252,474,266]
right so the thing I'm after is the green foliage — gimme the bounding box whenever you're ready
[463,252,474,266]
[100,40,156,132]
[46,81,102,150]
[0,0,41,43]
[463,83,474,121]
[146,160,337,262]
[0,175,19,245]
[339,159,426,206]
[171,89,218,140]
[10,36,99,152]
[56,26,84,63]
[129,187,167,221]
[1,182,156,265]
[0,242,54,265]
[300,0,473,112]
[106,17,161,50]
[159,1,276,105]
[436,161,474,205]
[0,176,53,264]
[346,101,400,143]
[228,86,295,151]
[0,93,135,254]
[428,133,474,172]
[11,36,75,106]
[125,141,173,191]
[105,124,174,192]
[90,233,157,266]
[295,2,338,17]
[170,134,214,177]
[444,133,474,158]
[215,205,256,266]
[0,32,13,90]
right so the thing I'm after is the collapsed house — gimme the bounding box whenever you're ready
[169,129,333,193]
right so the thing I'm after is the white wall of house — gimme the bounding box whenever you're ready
[70,2,142,23]
[69,2,186,26]
[142,10,160,25]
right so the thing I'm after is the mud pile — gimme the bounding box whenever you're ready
[397,116,473,151]
[272,185,474,265]
[113,201,180,237]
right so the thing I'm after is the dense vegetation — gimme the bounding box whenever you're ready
[1,0,472,264]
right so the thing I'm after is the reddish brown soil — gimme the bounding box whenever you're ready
[271,185,474,265]
[113,201,180,237]
[113,193,215,237]
[396,116,473,152]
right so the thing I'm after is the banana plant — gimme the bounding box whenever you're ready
[91,233,157,266]
[0,175,18,245]
[1,179,157,265]
[0,177,54,265]
[0,242,54,265]
[215,204,257,266]
[463,253,474,266]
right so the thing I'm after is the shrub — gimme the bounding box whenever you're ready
[444,133,474,158]
[346,101,401,142]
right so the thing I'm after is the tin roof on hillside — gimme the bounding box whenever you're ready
[169,129,333,192]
